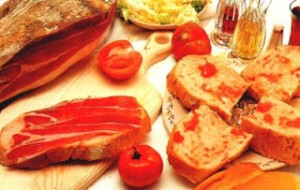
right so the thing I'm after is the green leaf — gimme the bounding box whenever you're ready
[192,0,204,13]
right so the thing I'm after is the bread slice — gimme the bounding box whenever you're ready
[0,96,151,169]
[194,163,264,190]
[241,96,300,165]
[194,163,300,190]
[167,105,252,183]
[241,45,300,102]
[167,55,250,120]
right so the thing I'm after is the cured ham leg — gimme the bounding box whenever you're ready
[0,0,116,104]
[0,96,151,169]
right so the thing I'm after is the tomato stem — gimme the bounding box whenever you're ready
[132,147,141,160]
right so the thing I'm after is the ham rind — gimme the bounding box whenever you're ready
[0,0,114,66]
[0,0,116,104]
[0,96,151,169]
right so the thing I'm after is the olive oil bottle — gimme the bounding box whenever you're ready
[230,0,266,60]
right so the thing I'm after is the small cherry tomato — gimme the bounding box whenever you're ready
[118,145,163,188]
[172,22,211,60]
[97,40,142,80]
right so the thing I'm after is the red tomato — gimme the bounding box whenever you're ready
[118,145,163,188]
[172,22,211,60]
[97,40,142,80]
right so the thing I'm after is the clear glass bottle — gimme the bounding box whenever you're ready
[229,0,266,59]
[211,0,246,46]
[259,0,273,14]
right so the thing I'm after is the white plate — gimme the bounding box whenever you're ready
[162,58,287,171]
[129,18,177,30]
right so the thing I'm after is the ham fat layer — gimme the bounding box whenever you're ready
[0,0,116,104]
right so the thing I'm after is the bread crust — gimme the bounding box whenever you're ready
[167,140,219,183]
[167,66,207,110]
[241,117,300,165]
[6,124,149,169]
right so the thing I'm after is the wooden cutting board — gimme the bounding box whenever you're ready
[0,31,172,190]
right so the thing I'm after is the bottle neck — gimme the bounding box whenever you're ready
[250,0,260,9]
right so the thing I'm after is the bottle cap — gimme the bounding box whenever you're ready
[273,24,284,33]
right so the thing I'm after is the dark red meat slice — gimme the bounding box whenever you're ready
[0,96,151,169]
[0,3,116,105]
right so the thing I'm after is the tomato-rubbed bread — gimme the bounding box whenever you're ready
[241,97,300,165]
[167,55,250,121]
[167,105,252,183]
[241,45,300,102]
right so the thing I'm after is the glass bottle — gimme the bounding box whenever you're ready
[229,0,266,59]
[259,0,273,14]
[289,0,300,45]
[267,24,284,50]
[211,0,246,46]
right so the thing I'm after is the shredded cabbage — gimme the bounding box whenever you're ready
[117,0,208,26]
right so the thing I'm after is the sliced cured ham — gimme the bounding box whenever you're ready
[0,96,151,169]
[0,0,116,104]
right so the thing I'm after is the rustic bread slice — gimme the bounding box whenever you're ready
[241,96,300,165]
[167,55,250,121]
[194,163,264,190]
[0,96,151,169]
[167,105,252,183]
[241,45,300,102]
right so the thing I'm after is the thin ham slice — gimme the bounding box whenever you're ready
[0,96,151,169]
[0,0,116,105]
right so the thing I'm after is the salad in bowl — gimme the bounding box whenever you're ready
[118,0,209,30]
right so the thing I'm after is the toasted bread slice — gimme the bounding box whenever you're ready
[167,105,252,183]
[241,97,300,165]
[167,55,250,121]
[241,45,300,102]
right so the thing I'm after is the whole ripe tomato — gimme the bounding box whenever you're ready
[172,22,211,60]
[118,145,163,188]
[97,40,142,80]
